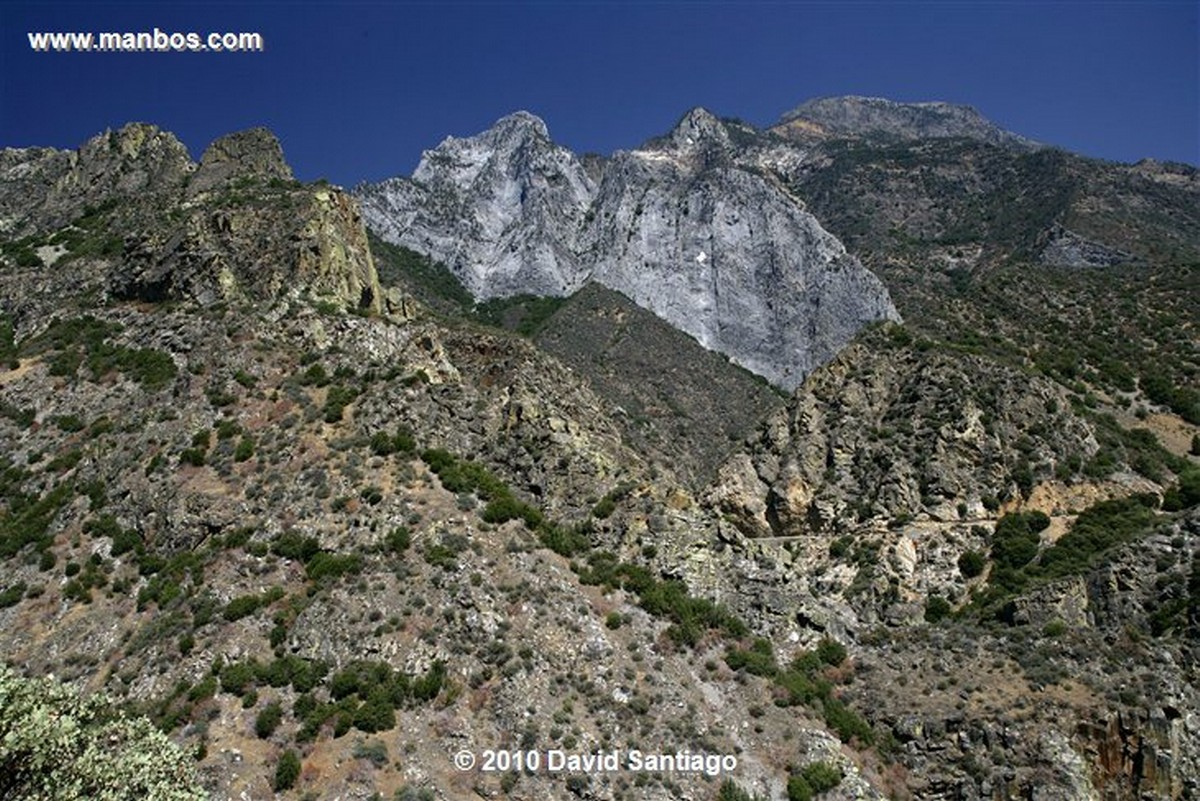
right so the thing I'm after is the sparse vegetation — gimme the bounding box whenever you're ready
[0,664,206,799]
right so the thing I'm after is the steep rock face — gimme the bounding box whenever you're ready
[360,112,595,298]
[0,123,193,236]
[775,95,1037,148]
[187,127,293,195]
[1039,222,1133,268]
[585,109,898,387]
[708,327,1103,535]
[355,109,899,389]
[0,125,381,314]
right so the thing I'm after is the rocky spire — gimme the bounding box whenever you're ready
[188,127,294,195]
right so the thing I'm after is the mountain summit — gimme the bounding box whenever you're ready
[775,95,1038,148]
[355,111,898,389]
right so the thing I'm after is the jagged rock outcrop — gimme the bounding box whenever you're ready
[187,127,293,196]
[1039,223,1133,267]
[0,124,381,314]
[708,326,1102,535]
[355,109,899,389]
[0,123,193,236]
[359,112,594,298]
[774,95,1039,148]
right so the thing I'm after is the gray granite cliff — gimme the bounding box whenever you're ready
[355,109,899,389]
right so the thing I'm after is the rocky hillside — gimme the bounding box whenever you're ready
[354,109,899,390]
[2,106,1198,801]
[0,123,895,801]
[532,282,785,489]
[1,123,383,315]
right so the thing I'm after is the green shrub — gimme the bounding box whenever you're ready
[787,762,843,800]
[0,482,74,559]
[322,385,357,423]
[815,637,847,667]
[0,314,17,366]
[423,543,460,570]
[52,414,85,432]
[0,665,206,799]
[823,697,874,744]
[420,449,508,500]
[536,521,590,557]
[991,511,1049,573]
[1036,495,1156,579]
[233,436,255,462]
[352,690,396,733]
[305,552,363,582]
[255,701,283,738]
[718,781,767,801]
[298,363,329,387]
[385,526,411,554]
[352,738,389,767]
[370,427,415,456]
[220,660,260,695]
[958,549,985,578]
[223,594,263,621]
[1042,620,1067,637]
[482,496,543,528]
[725,638,778,677]
[272,531,321,563]
[591,496,617,519]
[273,749,301,791]
[924,595,952,623]
[0,582,27,608]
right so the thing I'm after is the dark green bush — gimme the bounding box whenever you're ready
[220,660,260,695]
[924,595,952,623]
[958,549,985,578]
[0,582,26,608]
[255,702,283,738]
[322,385,357,423]
[273,749,300,791]
[991,511,1049,573]
[272,531,321,563]
[787,762,843,801]
[1037,495,1156,579]
[725,638,778,677]
[718,781,767,801]
[352,689,396,733]
[233,436,255,462]
[385,526,411,554]
[223,594,263,621]
[305,552,363,582]
[815,637,847,667]
[482,496,543,528]
[370,427,415,456]
[591,496,617,519]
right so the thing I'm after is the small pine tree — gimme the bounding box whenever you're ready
[274,749,301,791]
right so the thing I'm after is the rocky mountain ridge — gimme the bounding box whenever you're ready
[774,96,1039,149]
[1,123,383,316]
[1,109,1198,801]
[354,108,899,389]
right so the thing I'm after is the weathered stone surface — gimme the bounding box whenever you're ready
[355,109,899,389]
[0,124,381,313]
[1039,223,1133,268]
[187,127,293,196]
[0,123,192,236]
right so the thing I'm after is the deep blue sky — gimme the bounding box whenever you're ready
[3,2,1197,185]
